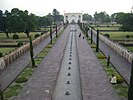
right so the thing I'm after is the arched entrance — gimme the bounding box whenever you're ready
[70,15,76,23]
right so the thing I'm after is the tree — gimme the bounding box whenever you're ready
[52,9,63,24]
[1,10,11,38]
[94,11,111,24]
[29,36,35,67]
[112,12,133,31]
[83,14,92,22]
[24,13,37,37]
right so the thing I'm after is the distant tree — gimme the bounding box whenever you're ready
[120,13,133,31]
[112,12,133,31]
[112,12,125,24]
[1,10,11,38]
[24,13,37,37]
[94,11,111,23]
[83,14,92,22]
[52,9,63,24]
[0,10,3,32]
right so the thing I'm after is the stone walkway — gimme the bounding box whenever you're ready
[76,25,120,100]
[0,29,61,91]
[13,26,71,100]
[13,25,120,100]
[88,31,131,84]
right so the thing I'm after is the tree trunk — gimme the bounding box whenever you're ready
[5,32,9,38]
[26,32,30,38]
[25,29,30,38]
[96,29,99,52]
[128,59,133,100]
[29,36,35,68]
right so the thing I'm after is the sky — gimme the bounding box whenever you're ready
[0,0,133,16]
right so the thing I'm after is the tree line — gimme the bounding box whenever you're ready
[0,8,63,38]
[83,11,133,31]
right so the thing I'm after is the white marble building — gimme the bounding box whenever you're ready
[64,13,83,23]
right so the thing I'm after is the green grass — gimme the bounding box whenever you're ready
[95,52,106,59]
[90,24,121,27]
[0,32,40,39]
[4,84,22,98]
[114,84,128,98]
[96,27,120,30]
[101,32,133,39]
[0,48,16,55]
[126,46,133,52]
[20,67,34,78]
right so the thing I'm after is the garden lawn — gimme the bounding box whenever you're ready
[0,32,41,39]
[97,27,120,30]
[101,32,133,39]
[0,48,16,56]
[126,47,133,52]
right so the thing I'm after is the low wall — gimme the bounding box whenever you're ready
[0,25,63,70]
[89,29,133,63]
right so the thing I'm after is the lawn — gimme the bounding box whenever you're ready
[126,47,133,52]
[0,32,41,39]
[101,32,133,39]
[0,48,16,55]
[98,27,120,30]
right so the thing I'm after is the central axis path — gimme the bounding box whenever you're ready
[52,26,82,100]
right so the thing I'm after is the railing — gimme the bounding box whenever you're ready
[89,29,133,63]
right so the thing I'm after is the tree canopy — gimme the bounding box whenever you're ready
[0,8,63,38]
[83,14,92,22]
[111,12,133,31]
[94,11,111,23]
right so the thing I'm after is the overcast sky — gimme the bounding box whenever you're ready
[0,0,132,16]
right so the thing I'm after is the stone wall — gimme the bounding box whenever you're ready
[0,25,63,70]
[90,29,133,63]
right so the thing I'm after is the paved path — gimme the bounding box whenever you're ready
[13,26,71,100]
[76,25,120,100]
[53,26,82,100]
[88,31,131,84]
[13,24,120,100]
[0,29,62,91]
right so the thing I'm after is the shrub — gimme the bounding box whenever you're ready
[17,42,23,47]
[13,34,19,39]
[97,25,100,27]
[15,76,28,83]
[34,34,40,38]
[41,32,45,35]
[46,45,52,48]
[104,34,110,38]
[97,55,106,59]
[0,52,3,57]
[107,25,109,27]
[116,75,124,83]
[126,35,130,38]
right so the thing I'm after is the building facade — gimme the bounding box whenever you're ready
[64,13,83,23]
